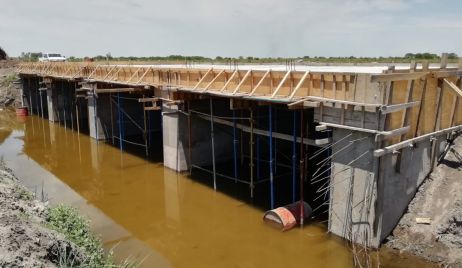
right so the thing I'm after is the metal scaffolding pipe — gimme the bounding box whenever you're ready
[256,109,261,180]
[292,110,297,203]
[210,98,217,190]
[117,92,123,151]
[299,109,305,227]
[250,108,254,198]
[233,110,238,183]
[269,105,275,209]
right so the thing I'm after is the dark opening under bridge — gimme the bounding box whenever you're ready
[16,56,462,247]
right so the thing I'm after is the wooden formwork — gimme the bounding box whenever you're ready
[17,60,462,155]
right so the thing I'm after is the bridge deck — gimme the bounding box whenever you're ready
[17,62,462,152]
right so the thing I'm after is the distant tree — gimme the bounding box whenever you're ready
[0,46,7,60]
[215,56,224,61]
[404,53,414,58]
[448,53,458,59]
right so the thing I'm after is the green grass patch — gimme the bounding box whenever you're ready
[46,204,138,268]
[0,73,17,87]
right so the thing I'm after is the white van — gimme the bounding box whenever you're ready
[39,53,66,62]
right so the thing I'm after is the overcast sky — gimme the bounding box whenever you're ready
[1,0,461,58]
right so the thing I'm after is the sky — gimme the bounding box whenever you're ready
[1,0,461,58]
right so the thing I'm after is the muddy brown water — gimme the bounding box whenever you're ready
[0,110,436,268]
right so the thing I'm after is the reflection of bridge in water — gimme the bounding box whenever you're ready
[16,56,462,247]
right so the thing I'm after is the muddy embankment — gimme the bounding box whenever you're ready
[386,137,462,267]
[0,161,86,267]
[0,60,21,108]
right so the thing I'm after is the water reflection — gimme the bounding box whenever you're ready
[0,111,435,268]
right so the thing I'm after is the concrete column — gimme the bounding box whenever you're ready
[162,104,188,171]
[88,93,107,140]
[46,88,59,122]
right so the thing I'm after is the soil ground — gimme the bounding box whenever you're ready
[0,60,21,108]
[0,161,85,267]
[386,136,462,267]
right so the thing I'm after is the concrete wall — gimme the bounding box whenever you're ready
[378,136,447,242]
[328,129,379,247]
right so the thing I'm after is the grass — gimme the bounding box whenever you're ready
[0,73,17,87]
[46,204,139,268]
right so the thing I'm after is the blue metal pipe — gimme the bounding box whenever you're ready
[233,110,238,182]
[117,92,123,151]
[292,110,297,203]
[269,105,274,209]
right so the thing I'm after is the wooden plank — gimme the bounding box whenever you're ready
[144,106,161,111]
[375,126,411,142]
[249,70,270,96]
[443,78,462,97]
[374,125,462,157]
[399,78,416,141]
[193,68,213,90]
[138,97,159,103]
[220,70,238,92]
[371,72,426,83]
[271,70,291,98]
[289,71,309,99]
[232,70,252,94]
[433,80,444,132]
[95,88,138,93]
[287,101,320,109]
[440,53,448,69]
[203,69,225,91]
[380,101,420,114]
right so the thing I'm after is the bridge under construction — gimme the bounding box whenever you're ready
[16,55,462,248]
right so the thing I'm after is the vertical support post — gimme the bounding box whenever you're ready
[292,110,297,203]
[299,109,305,227]
[256,108,261,180]
[233,110,238,183]
[269,105,275,209]
[63,82,67,129]
[188,101,192,174]
[110,93,115,144]
[75,101,80,134]
[210,98,217,190]
[39,89,45,119]
[249,108,254,198]
[142,94,149,157]
[117,92,123,151]
[274,108,277,174]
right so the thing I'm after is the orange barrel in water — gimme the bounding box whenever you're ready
[16,107,28,116]
[263,201,312,231]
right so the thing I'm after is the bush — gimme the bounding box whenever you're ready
[46,204,137,268]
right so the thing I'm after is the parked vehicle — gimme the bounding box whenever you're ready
[38,53,66,62]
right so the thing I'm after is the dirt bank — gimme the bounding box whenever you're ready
[386,136,462,267]
[0,161,85,267]
[0,60,21,108]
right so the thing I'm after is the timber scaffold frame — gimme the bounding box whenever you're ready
[17,57,462,157]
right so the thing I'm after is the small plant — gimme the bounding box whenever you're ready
[15,186,34,201]
[0,73,17,87]
[46,204,138,268]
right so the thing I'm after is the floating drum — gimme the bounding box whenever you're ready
[263,201,312,231]
[16,107,28,116]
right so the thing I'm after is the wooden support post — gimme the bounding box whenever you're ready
[250,108,254,198]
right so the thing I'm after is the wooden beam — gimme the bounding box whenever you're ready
[193,68,213,90]
[371,72,426,83]
[203,69,225,91]
[443,78,462,97]
[375,126,411,142]
[440,53,448,69]
[95,88,139,93]
[271,70,291,98]
[138,97,159,103]
[374,125,462,157]
[144,106,161,111]
[289,71,310,99]
[380,101,420,114]
[220,70,238,92]
[232,70,252,94]
[287,101,320,109]
[249,70,270,96]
